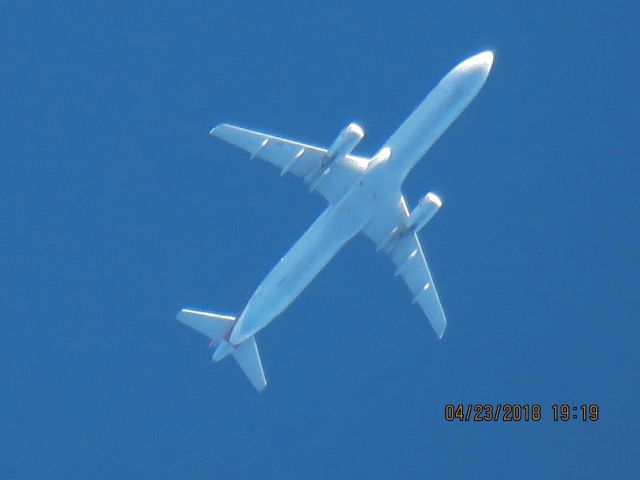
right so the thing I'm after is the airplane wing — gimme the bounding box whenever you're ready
[363,194,447,338]
[210,124,369,204]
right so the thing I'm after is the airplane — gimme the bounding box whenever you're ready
[177,51,494,392]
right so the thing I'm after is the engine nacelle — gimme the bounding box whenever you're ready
[323,123,365,166]
[405,193,443,232]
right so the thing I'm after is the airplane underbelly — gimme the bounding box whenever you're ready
[231,191,372,343]
[385,55,492,176]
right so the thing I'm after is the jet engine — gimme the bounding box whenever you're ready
[405,193,442,232]
[323,123,365,166]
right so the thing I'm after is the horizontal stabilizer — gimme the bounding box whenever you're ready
[177,308,267,392]
[233,336,267,392]
[176,308,235,341]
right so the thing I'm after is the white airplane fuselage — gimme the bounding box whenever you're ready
[229,51,494,345]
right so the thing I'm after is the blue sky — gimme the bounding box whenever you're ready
[2,1,639,478]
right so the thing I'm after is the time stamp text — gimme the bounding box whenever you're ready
[444,404,600,422]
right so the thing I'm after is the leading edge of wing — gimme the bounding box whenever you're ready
[210,123,323,158]
[209,123,370,170]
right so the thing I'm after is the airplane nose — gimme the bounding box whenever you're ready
[456,50,495,75]
[476,50,494,69]
[450,50,495,91]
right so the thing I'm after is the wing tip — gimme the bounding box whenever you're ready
[255,378,268,393]
[435,321,447,339]
[175,307,190,323]
[208,124,225,136]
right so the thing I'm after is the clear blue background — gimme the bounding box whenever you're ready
[2,1,639,478]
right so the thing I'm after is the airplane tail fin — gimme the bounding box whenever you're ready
[176,308,267,392]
